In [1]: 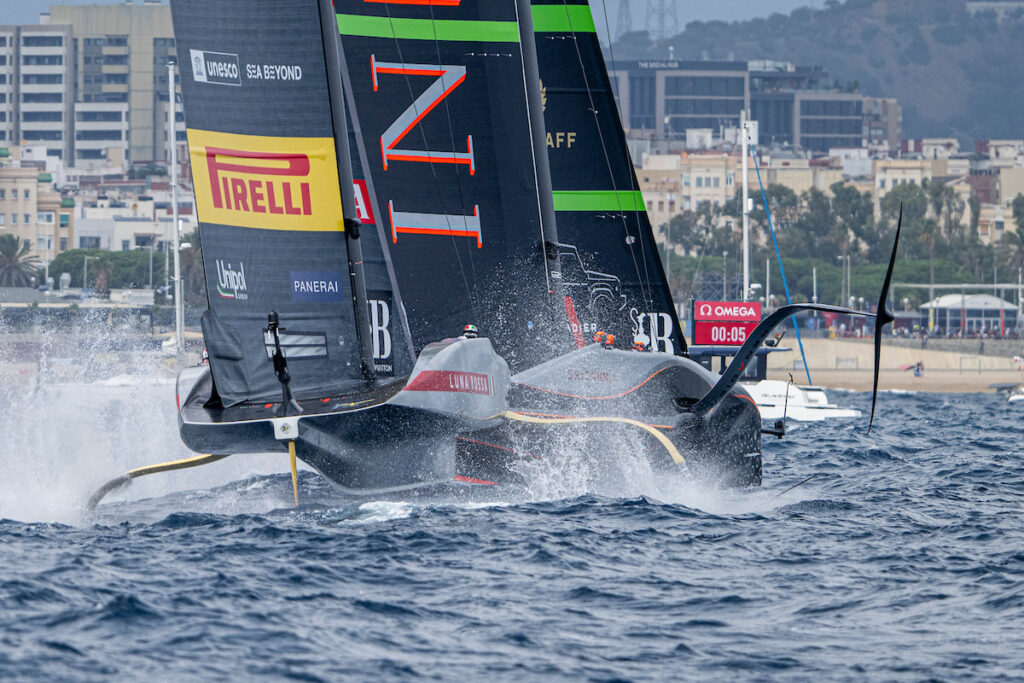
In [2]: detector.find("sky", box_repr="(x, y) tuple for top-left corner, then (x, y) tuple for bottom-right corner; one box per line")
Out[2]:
(4, 0), (819, 35)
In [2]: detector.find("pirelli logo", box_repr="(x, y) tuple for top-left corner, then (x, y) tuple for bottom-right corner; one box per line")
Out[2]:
(187, 129), (345, 231)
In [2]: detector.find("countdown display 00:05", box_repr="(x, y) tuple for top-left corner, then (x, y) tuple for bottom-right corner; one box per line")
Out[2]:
(693, 321), (759, 345)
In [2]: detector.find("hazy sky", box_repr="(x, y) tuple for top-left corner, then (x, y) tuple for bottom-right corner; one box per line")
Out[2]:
(5, 0), (819, 35)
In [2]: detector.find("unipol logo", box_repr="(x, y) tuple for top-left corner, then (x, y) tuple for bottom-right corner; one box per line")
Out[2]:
(216, 259), (247, 300)
(189, 49), (241, 86)
(371, 53), (481, 248)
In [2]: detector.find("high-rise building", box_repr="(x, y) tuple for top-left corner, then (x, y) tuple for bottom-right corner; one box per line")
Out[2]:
(48, 2), (175, 164)
(0, 24), (75, 160)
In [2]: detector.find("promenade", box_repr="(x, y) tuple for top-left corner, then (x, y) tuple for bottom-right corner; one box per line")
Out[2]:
(766, 338), (1024, 392)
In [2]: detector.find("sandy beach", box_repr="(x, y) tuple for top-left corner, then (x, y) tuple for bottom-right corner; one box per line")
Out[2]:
(765, 339), (1024, 392)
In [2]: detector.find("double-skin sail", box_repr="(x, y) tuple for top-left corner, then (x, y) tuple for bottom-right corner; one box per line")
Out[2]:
(334, 0), (574, 373)
(173, 0), (398, 405)
(532, 0), (685, 355)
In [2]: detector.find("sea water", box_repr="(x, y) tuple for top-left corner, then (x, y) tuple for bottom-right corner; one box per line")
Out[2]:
(1, 375), (1023, 679)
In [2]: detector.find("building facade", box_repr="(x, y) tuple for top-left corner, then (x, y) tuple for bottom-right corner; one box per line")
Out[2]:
(49, 2), (176, 164)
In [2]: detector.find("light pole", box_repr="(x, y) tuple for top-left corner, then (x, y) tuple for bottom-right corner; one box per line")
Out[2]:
(741, 110), (750, 301)
(169, 58), (184, 356)
(722, 250), (728, 300)
(83, 254), (94, 289)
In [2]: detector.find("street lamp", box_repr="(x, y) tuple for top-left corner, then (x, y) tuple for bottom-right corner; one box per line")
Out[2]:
(722, 250), (728, 300)
(83, 254), (95, 289)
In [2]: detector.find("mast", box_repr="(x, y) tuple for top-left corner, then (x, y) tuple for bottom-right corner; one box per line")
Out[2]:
(515, 0), (562, 289)
(317, 0), (375, 381)
(741, 109), (750, 302)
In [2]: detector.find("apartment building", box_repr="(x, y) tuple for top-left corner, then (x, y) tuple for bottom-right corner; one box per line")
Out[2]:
(0, 165), (75, 267)
(49, 2), (176, 164)
(0, 24), (75, 161)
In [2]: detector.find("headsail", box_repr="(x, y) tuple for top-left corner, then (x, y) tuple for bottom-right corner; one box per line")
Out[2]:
(334, 0), (574, 372)
(532, 0), (685, 355)
(173, 0), (369, 405)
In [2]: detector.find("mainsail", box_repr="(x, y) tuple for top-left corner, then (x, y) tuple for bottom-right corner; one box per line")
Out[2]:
(334, 0), (573, 373)
(531, 0), (685, 355)
(173, 0), (373, 405)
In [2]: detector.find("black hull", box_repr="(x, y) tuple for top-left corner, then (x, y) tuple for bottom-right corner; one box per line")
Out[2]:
(178, 344), (762, 494)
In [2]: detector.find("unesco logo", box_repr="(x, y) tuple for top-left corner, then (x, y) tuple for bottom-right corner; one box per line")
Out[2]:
(190, 49), (241, 87)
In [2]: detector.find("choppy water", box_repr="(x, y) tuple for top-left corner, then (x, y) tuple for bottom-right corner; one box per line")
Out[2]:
(2, 379), (1023, 680)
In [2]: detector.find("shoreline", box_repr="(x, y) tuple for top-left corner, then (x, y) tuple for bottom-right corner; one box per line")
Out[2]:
(765, 339), (1023, 393)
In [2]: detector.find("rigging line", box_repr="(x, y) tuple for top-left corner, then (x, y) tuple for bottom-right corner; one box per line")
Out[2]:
(379, 1), (478, 322)
(514, 0), (554, 296)
(749, 140), (813, 385)
(592, 0), (654, 309)
(684, 223), (713, 304)
(561, 0), (655, 313)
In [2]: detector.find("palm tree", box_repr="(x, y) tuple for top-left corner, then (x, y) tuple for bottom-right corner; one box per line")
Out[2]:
(0, 234), (40, 287)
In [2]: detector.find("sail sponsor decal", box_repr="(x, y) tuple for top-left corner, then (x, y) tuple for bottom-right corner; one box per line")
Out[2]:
(367, 290), (394, 375)
(190, 49), (241, 86)
(404, 369), (491, 395)
(353, 179), (375, 224)
(371, 58), (474, 173)
(216, 258), (247, 300)
(388, 201), (482, 247)
(188, 129), (345, 232)
(631, 308), (675, 354)
(290, 271), (344, 303)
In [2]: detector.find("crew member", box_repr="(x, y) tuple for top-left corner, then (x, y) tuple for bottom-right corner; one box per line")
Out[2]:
(461, 324), (479, 339)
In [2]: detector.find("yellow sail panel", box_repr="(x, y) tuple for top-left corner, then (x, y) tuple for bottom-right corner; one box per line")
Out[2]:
(188, 129), (344, 231)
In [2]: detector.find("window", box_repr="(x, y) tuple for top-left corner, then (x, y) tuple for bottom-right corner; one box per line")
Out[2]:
(11, 213), (16, 224)
(37, 237), (46, 250)
(0, 37), (6, 47)
(726, 174), (734, 187)
(77, 110), (122, 122)
(23, 93), (62, 103)
(713, 177), (720, 188)
(38, 212), (54, 224)
(23, 36), (63, 47)
(24, 214), (30, 224)
(79, 236), (101, 249)
(24, 190), (30, 199)
(996, 221), (1005, 232)
(0, 75), (6, 85)
(696, 177), (703, 188)
(106, 36), (128, 46)
(76, 130), (122, 141)
(59, 237), (67, 251)
(105, 73), (128, 84)
(59, 214), (69, 227)
(104, 54), (129, 65)
(22, 130), (62, 140)
(0, 190), (5, 200)
(0, 214), (4, 225)
(657, 201), (664, 212)
(23, 55), (63, 66)
(0, 56), (6, 65)
(879, 179), (886, 188)
(122, 240), (130, 251)
(0, 113), (5, 122)
(22, 111), (62, 122)
(0, 93), (5, 103)
(683, 174), (690, 187)
(23, 74), (63, 85)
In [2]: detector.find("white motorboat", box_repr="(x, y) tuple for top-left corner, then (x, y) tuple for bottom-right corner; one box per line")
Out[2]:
(742, 380), (861, 421)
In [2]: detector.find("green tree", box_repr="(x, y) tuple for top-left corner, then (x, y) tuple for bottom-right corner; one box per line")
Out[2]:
(0, 234), (40, 287)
